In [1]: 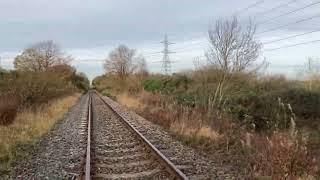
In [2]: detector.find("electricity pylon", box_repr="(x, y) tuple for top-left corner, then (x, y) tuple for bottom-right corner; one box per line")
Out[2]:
(161, 35), (175, 74)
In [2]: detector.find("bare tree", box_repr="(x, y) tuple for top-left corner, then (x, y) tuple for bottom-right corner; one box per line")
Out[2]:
(104, 45), (142, 78)
(14, 40), (71, 72)
(299, 57), (320, 90)
(206, 17), (262, 73)
(136, 56), (149, 76)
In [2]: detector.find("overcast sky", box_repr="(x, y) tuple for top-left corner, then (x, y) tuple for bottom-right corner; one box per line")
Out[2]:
(1, 0), (320, 79)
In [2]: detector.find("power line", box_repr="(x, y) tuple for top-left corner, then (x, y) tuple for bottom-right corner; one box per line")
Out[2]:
(147, 15), (320, 54)
(257, 1), (320, 25)
(171, 43), (208, 52)
(256, 13), (320, 35)
(254, 0), (297, 17)
(145, 29), (320, 56)
(262, 29), (320, 44)
(144, 3), (320, 56)
(147, 29), (320, 55)
(264, 39), (320, 51)
(144, 51), (163, 57)
(234, 0), (265, 15)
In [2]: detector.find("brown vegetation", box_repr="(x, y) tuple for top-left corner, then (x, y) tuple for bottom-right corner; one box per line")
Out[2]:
(0, 66), (88, 125)
(1, 41), (89, 125)
(94, 16), (320, 179)
(93, 68), (320, 178)
(0, 94), (81, 175)
(0, 40), (89, 176)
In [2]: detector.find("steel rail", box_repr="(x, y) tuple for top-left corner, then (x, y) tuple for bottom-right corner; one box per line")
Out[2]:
(94, 91), (188, 180)
(85, 93), (92, 180)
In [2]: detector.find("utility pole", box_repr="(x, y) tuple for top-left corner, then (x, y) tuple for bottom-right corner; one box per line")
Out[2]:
(161, 35), (175, 75)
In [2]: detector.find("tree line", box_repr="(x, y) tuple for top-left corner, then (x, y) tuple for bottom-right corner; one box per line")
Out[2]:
(0, 41), (89, 125)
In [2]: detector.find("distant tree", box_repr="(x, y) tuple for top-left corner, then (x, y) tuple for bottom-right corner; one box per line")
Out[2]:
(136, 56), (149, 76)
(300, 57), (320, 90)
(206, 17), (262, 73)
(14, 40), (71, 72)
(104, 45), (144, 78)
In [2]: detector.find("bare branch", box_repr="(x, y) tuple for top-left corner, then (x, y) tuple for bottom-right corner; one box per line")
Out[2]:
(104, 45), (144, 78)
(207, 17), (262, 73)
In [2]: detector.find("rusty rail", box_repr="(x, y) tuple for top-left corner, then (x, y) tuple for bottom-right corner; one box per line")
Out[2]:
(95, 91), (188, 180)
(85, 93), (92, 180)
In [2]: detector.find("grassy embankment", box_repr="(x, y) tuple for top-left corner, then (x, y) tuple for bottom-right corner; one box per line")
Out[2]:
(0, 65), (89, 175)
(0, 94), (81, 175)
(93, 70), (320, 179)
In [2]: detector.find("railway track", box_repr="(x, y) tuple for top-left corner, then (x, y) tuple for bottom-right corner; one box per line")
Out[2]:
(83, 91), (188, 179)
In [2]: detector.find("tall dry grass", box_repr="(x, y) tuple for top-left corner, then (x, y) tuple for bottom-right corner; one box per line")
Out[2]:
(116, 91), (319, 178)
(93, 74), (146, 96)
(0, 93), (81, 175)
(117, 93), (145, 110)
(93, 68), (320, 178)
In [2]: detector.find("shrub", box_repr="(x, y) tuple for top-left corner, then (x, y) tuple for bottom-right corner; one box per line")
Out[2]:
(279, 88), (320, 119)
(102, 89), (117, 101)
(0, 65), (89, 125)
(143, 78), (164, 93)
(143, 75), (192, 94)
(175, 93), (195, 107)
(0, 96), (19, 125)
(0, 94), (81, 175)
(72, 73), (90, 91)
(229, 87), (320, 130)
(93, 74), (144, 95)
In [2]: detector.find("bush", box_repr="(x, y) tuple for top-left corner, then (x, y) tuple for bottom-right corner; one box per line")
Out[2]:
(93, 75), (144, 96)
(102, 89), (117, 101)
(229, 88), (320, 130)
(280, 88), (320, 119)
(175, 93), (195, 107)
(72, 73), (90, 91)
(143, 75), (192, 94)
(0, 65), (89, 125)
(0, 96), (19, 125)
(143, 78), (164, 93)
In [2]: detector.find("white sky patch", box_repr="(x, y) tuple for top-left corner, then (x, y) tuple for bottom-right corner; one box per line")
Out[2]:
(1, 0), (320, 79)
(262, 31), (320, 65)
(0, 51), (20, 69)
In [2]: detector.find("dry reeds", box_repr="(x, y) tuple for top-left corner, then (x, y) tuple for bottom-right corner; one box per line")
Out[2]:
(0, 93), (81, 175)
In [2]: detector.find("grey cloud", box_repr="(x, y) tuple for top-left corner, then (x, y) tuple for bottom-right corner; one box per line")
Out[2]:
(1, 0), (318, 51)
(1, 0), (319, 78)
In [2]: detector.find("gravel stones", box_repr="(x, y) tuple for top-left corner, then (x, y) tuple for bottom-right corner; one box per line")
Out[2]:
(101, 95), (238, 180)
(90, 93), (173, 179)
(11, 94), (89, 179)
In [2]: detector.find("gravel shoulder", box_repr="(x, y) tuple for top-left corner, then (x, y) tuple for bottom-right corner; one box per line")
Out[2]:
(102, 95), (239, 180)
(10, 94), (89, 179)
(9, 92), (239, 179)
(91, 93), (174, 179)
